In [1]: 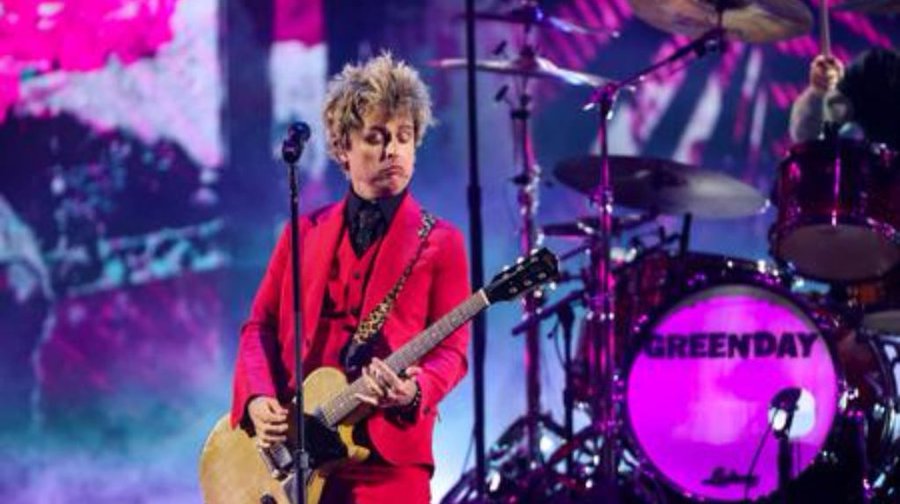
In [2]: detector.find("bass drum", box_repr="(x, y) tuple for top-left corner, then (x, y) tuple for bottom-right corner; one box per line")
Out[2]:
(573, 252), (789, 405)
(624, 258), (900, 501)
(624, 256), (843, 502)
(834, 330), (900, 500)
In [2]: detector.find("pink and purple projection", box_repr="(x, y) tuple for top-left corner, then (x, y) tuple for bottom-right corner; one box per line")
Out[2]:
(0, 0), (176, 115)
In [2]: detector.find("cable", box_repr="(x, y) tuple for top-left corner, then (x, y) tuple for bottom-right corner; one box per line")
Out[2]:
(744, 414), (775, 500)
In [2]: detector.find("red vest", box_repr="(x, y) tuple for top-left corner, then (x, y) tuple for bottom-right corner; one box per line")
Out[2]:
(305, 226), (381, 373)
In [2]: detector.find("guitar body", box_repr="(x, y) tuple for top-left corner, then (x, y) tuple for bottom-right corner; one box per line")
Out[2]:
(199, 367), (370, 504)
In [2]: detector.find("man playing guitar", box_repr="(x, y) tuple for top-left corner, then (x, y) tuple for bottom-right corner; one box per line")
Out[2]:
(231, 52), (470, 504)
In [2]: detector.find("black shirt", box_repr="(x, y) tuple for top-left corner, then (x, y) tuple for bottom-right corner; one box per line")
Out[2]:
(344, 188), (406, 257)
(838, 48), (900, 150)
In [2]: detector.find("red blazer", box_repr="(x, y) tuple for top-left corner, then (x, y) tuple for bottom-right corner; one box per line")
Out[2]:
(230, 194), (471, 468)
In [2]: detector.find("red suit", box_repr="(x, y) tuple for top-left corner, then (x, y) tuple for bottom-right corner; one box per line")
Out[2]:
(230, 194), (470, 500)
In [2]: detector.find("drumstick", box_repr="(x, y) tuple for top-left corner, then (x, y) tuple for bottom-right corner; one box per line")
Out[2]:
(820, 0), (831, 58)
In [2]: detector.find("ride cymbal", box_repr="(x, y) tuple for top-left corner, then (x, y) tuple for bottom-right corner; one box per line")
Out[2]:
(554, 155), (768, 218)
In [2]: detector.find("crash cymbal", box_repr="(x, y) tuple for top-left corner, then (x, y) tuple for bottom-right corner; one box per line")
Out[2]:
(431, 51), (609, 87)
(465, 2), (613, 36)
(554, 155), (768, 218)
(627, 0), (813, 43)
(834, 0), (900, 14)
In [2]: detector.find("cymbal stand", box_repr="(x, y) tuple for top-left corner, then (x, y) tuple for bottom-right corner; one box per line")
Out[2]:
(582, 24), (728, 485)
(505, 44), (545, 464)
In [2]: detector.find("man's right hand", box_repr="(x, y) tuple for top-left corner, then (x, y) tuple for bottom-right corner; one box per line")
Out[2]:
(809, 54), (844, 95)
(247, 396), (289, 448)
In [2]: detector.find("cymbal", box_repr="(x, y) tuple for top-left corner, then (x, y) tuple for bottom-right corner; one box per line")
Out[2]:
(834, 0), (900, 13)
(627, 0), (813, 43)
(431, 53), (609, 87)
(554, 155), (768, 218)
(466, 3), (613, 36)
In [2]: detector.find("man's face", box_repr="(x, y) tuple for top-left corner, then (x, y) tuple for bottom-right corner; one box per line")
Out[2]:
(338, 108), (416, 199)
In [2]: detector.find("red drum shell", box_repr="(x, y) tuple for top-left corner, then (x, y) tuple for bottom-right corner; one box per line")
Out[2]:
(770, 139), (900, 283)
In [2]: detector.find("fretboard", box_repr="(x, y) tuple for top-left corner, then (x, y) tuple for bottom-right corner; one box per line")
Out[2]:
(318, 290), (489, 427)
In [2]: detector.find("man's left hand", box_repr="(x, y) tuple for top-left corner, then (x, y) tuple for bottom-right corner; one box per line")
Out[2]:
(355, 358), (422, 409)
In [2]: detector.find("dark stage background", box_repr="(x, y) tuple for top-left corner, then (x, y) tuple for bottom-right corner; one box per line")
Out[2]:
(0, 1), (897, 501)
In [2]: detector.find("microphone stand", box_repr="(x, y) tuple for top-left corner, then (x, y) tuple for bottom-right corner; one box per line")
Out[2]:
(582, 24), (727, 489)
(282, 123), (310, 504)
(772, 404), (799, 504)
(464, 0), (489, 499)
(770, 387), (801, 504)
(775, 422), (792, 504)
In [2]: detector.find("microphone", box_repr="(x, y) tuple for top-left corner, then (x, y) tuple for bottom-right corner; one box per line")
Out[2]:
(281, 121), (312, 164)
(769, 387), (804, 436)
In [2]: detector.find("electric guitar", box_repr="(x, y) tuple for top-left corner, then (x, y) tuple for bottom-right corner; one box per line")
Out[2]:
(198, 247), (559, 504)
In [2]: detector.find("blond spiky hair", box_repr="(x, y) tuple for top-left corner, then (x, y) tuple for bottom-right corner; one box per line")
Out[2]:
(323, 52), (434, 162)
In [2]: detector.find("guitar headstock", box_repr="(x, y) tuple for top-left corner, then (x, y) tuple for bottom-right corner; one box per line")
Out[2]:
(484, 247), (559, 304)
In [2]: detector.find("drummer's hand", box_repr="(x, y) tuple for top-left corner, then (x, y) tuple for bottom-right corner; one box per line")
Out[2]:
(809, 54), (844, 94)
(355, 358), (421, 409)
(247, 396), (289, 448)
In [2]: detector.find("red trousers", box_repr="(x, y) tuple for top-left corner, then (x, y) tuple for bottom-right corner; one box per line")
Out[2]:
(319, 462), (431, 504)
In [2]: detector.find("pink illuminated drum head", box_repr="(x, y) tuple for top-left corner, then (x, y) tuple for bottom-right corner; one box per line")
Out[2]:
(626, 284), (839, 501)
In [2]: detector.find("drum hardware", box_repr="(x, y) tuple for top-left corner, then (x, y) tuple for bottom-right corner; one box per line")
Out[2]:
(846, 406), (876, 503)
(433, 2), (618, 479)
(573, 19), (741, 494)
(440, 413), (570, 504)
(512, 288), (586, 483)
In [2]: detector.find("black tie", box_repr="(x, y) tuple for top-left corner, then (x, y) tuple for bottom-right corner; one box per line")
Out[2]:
(352, 205), (383, 256)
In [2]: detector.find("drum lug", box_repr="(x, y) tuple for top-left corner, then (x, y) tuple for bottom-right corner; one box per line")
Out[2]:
(817, 449), (840, 467)
(838, 382), (860, 412)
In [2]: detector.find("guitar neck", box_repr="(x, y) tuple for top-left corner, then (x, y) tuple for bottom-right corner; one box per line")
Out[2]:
(318, 290), (490, 427)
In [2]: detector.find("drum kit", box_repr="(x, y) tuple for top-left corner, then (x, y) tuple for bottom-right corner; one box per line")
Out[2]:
(437, 1), (900, 503)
